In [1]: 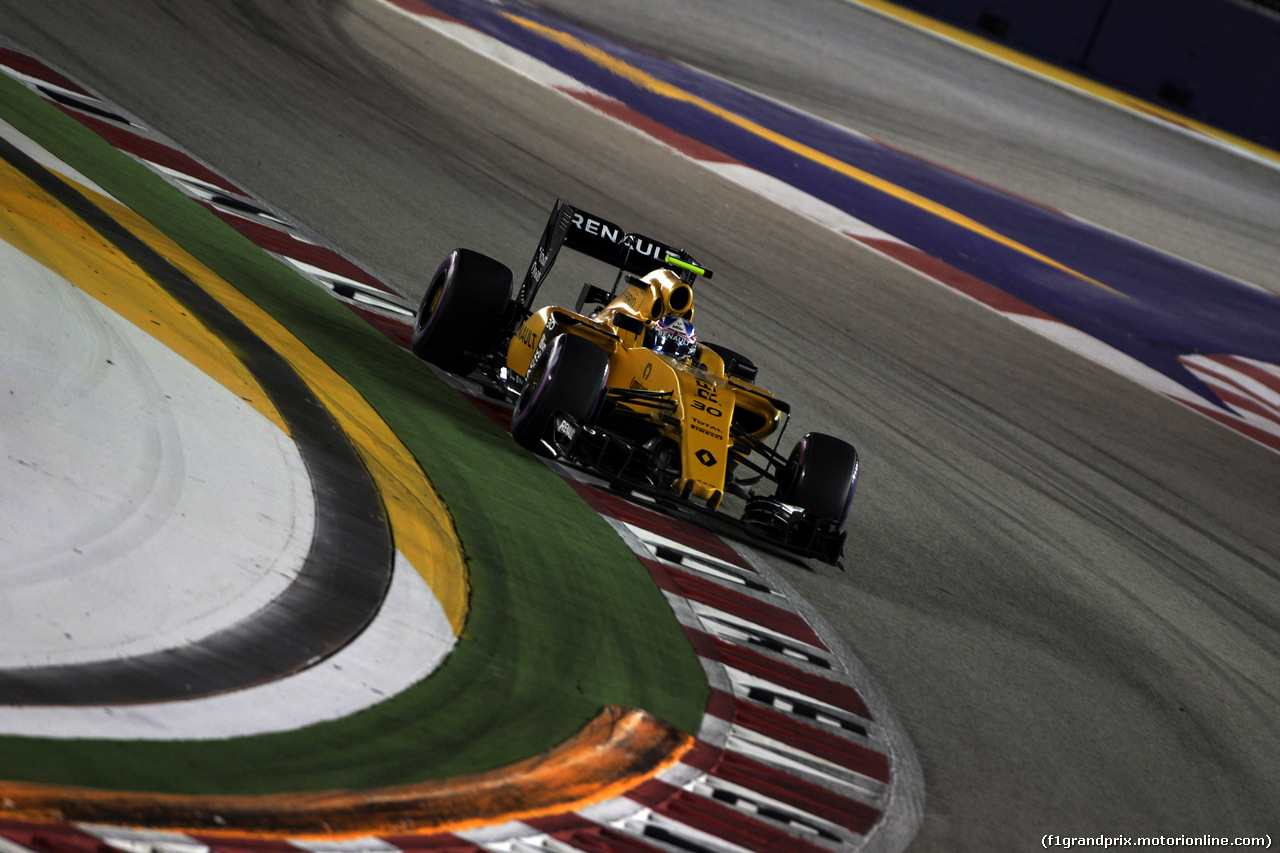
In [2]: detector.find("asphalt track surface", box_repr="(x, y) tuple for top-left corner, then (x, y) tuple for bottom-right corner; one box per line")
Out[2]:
(2, 0), (1278, 849)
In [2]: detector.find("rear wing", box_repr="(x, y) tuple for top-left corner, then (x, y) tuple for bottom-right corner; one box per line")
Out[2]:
(515, 199), (712, 310)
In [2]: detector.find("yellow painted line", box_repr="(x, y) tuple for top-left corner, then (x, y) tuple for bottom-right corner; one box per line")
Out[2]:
(0, 157), (288, 433)
(506, 11), (1127, 298)
(840, 0), (1280, 169)
(0, 158), (469, 634)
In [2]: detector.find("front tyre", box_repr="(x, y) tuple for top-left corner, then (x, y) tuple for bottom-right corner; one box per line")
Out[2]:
(511, 333), (610, 457)
(776, 432), (859, 528)
(411, 248), (512, 374)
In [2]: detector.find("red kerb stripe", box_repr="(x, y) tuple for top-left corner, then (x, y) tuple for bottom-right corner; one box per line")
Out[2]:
(1176, 397), (1280, 453)
(564, 827), (669, 853)
(714, 747), (882, 834)
(564, 481), (754, 569)
(62, 109), (245, 195)
(205, 207), (398, 295)
(0, 825), (111, 853)
(347, 304), (413, 349)
(703, 632), (870, 718)
(645, 781), (835, 853)
(661, 563), (826, 649)
(1209, 384), (1280, 423)
(384, 0), (466, 24)
(1206, 354), (1280, 396)
(729, 692), (889, 783)
(0, 46), (93, 95)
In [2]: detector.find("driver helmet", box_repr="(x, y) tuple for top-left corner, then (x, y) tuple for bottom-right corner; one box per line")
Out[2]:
(645, 315), (698, 360)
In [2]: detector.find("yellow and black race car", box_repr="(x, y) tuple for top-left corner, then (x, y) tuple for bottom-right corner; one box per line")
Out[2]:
(410, 200), (859, 564)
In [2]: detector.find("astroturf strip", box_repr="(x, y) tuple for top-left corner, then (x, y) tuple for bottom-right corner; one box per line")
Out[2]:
(0, 68), (707, 795)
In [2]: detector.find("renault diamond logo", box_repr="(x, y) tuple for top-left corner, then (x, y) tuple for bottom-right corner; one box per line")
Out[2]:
(696, 449), (717, 467)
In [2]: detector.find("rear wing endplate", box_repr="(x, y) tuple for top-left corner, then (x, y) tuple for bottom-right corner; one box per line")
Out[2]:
(515, 199), (712, 309)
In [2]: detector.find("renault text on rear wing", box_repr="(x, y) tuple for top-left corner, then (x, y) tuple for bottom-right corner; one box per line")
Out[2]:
(516, 199), (711, 309)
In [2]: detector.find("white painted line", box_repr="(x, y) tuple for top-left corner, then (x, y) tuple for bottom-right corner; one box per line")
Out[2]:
(80, 826), (211, 853)
(376, 0), (604, 96)
(701, 161), (902, 243)
(688, 776), (853, 844)
(723, 666), (873, 731)
(281, 256), (402, 302)
(618, 808), (759, 853)
(727, 735), (884, 801)
(0, 242), (313, 669)
(0, 67), (91, 104)
(141, 162), (272, 212)
(1184, 357), (1280, 414)
(1007, 315), (1208, 406)
(575, 796), (650, 831)
(350, 290), (415, 317)
(691, 603), (829, 658)
(166, 173), (293, 228)
(621, 523), (765, 584)
(0, 548), (454, 739)
(455, 820), (546, 847)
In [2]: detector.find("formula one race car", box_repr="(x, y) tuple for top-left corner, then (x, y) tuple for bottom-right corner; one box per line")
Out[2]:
(410, 200), (859, 564)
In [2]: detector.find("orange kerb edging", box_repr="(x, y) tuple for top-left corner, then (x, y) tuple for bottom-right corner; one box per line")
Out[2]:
(0, 706), (692, 839)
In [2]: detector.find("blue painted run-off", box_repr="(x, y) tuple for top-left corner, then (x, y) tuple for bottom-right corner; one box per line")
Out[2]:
(428, 0), (1280, 410)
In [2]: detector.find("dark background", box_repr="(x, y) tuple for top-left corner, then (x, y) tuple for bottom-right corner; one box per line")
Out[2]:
(899, 0), (1280, 146)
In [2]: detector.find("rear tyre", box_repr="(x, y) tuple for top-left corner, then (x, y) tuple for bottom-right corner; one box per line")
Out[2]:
(411, 249), (512, 374)
(511, 333), (610, 457)
(776, 432), (859, 528)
